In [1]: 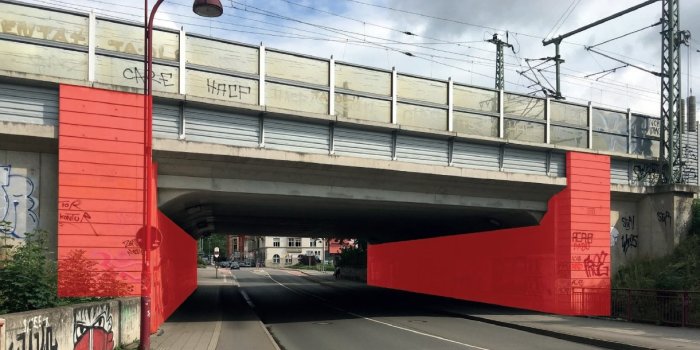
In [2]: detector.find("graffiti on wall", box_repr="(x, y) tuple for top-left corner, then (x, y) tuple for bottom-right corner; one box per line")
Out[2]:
(657, 210), (671, 227)
(73, 304), (114, 350)
(583, 251), (609, 278)
(610, 226), (619, 247)
(632, 163), (662, 184)
(58, 199), (98, 236)
(7, 316), (58, 350)
(571, 231), (593, 251)
(682, 141), (698, 183)
(620, 234), (639, 255)
(1, 165), (39, 238)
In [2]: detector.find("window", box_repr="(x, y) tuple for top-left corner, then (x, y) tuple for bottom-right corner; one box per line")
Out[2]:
(285, 255), (293, 264)
(273, 254), (280, 264)
(288, 238), (301, 247)
(310, 239), (317, 247)
(273, 238), (280, 247)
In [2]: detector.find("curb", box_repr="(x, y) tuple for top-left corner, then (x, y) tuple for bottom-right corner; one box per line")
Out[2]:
(445, 311), (656, 350)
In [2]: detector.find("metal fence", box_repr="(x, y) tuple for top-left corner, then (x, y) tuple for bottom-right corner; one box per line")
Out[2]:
(611, 289), (700, 327)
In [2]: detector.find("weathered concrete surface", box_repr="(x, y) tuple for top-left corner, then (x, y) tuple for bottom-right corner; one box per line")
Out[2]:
(0, 298), (139, 350)
(154, 147), (564, 241)
(119, 298), (141, 347)
(0, 318), (5, 350)
(610, 185), (697, 273)
(0, 150), (57, 255)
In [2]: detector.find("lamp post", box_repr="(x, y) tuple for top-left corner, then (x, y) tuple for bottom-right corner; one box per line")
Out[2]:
(140, 1), (222, 349)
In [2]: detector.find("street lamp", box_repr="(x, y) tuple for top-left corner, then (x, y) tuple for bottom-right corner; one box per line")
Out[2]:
(141, 1), (222, 349)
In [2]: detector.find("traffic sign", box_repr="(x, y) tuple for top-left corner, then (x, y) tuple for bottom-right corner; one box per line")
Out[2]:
(214, 247), (220, 258)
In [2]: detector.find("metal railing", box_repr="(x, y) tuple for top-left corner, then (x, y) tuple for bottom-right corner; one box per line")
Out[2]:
(611, 288), (700, 327)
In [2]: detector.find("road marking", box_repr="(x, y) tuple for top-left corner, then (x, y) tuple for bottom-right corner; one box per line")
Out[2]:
(232, 274), (240, 287)
(207, 318), (222, 350)
(265, 274), (489, 350)
(240, 289), (255, 308)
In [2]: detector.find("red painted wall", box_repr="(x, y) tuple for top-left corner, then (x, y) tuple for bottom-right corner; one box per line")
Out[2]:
(151, 211), (198, 330)
(58, 85), (145, 297)
(58, 85), (197, 331)
(367, 152), (611, 315)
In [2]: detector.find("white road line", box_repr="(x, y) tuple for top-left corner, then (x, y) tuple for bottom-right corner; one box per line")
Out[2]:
(265, 274), (489, 350)
(232, 274), (240, 287)
(240, 289), (255, 308)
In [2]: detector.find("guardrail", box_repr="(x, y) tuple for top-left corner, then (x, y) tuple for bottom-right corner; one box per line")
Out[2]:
(611, 288), (700, 327)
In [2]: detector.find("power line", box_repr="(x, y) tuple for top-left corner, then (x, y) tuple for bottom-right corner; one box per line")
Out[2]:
(587, 21), (661, 50)
(545, 0), (581, 41)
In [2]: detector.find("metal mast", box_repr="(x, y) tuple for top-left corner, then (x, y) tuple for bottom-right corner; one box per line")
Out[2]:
(487, 34), (513, 90)
(660, 0), (689, 184)
(542, 0), (659, 99)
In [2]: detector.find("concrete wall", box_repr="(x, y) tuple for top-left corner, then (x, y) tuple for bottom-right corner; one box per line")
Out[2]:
(0, 298), (140, 350)
(0, 150), (57, 253)
(610, 200), (640, 273)
(610, 189), (696, 273)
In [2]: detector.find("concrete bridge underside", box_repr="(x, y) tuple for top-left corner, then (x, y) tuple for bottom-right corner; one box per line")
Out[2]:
(154, 142), (565, 243)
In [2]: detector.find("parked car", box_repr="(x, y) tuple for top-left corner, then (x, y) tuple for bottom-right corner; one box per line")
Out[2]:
(218, 261), (231, 268)
(230, 262), (240, 269)
(239, 260), (251, 267)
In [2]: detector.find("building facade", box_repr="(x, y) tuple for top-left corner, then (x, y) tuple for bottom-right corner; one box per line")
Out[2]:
(252, 237), (327, 267)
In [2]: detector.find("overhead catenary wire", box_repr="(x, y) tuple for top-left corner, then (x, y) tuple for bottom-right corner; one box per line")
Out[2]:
(544, 0), (581, 42)
(586, 21), (661, 50)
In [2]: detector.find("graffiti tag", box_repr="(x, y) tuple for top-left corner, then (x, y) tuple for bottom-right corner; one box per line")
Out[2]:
(620, 234), (638, 255)
(572, 231), (593, 251)
(583, 251), (609, 278)
(74, 304), (114, 350)
(8, 316), (58, 350)
(657, 210), (671, 226)
(1, 165), (39, 238)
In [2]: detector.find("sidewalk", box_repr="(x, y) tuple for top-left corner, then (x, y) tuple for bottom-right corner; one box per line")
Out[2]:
(292, 268), (700, 350)
(149, 268), (279, 350)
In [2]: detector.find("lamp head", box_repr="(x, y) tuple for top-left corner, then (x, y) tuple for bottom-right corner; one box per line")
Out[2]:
(193, 0), (223, 17)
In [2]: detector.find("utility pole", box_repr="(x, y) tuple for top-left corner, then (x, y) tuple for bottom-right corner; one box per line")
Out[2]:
(660, 0), (690, 183)
(542, 0), (659, 99)
(487, 33), (513, 90)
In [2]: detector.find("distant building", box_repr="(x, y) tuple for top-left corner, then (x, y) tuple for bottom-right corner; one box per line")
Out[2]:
(329, 238), (356, 254)
(251, 237), (327, 267)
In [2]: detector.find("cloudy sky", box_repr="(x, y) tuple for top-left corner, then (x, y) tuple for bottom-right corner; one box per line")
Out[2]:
(22, 0), (700, 116)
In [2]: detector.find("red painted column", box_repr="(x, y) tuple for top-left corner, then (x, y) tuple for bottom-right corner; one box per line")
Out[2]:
(367, 151), (610, 315)
(58, 84), (198, 330)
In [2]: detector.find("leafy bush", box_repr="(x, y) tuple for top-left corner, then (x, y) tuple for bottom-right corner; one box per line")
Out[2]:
(0, 230), (57, 314)
(613, 228), (700, 291)
(690, 199), (700, 236)
(337, 244), (366, 267)
(0, 227), (133, 314)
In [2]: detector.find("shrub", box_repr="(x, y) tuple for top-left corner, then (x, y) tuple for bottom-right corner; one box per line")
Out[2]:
(0, 230), (57, 314)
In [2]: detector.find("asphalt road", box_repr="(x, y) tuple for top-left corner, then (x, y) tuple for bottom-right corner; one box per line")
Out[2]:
(233, 268), (604, 350)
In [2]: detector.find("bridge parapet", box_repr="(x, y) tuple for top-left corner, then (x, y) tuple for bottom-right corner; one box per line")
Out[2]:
(0, 0), (697, 187)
